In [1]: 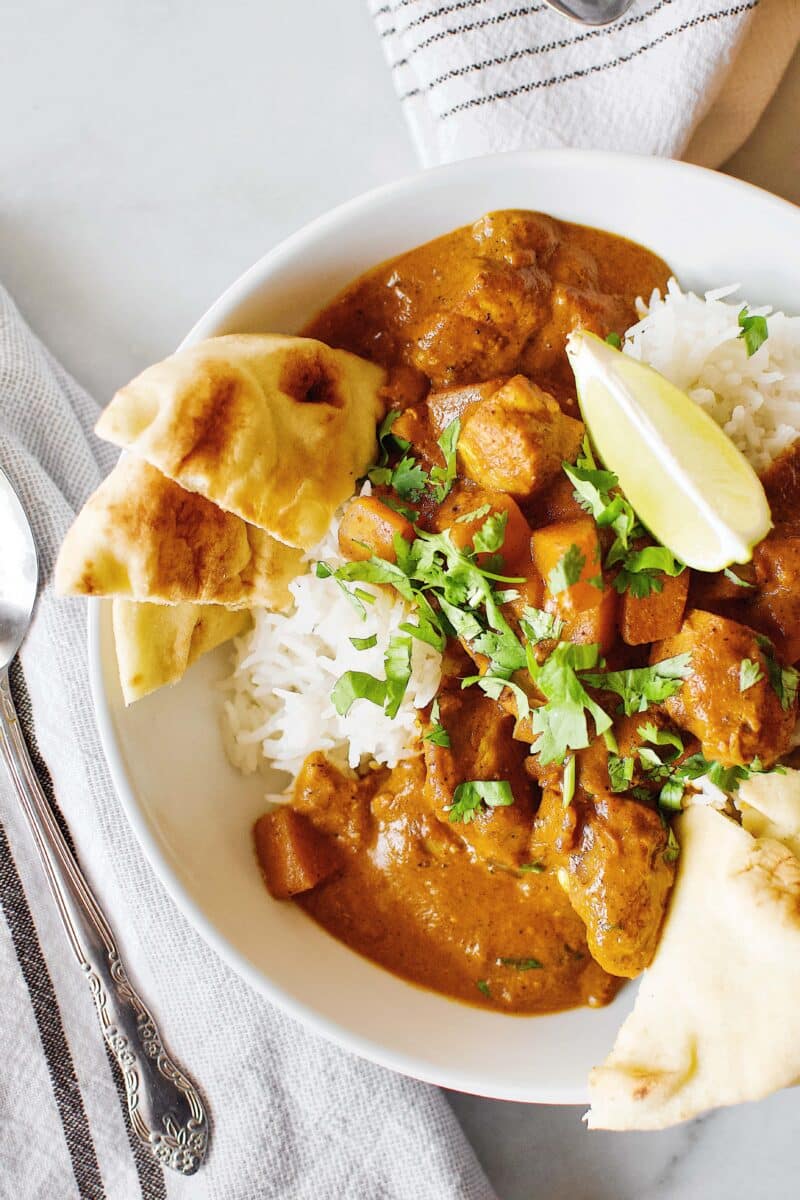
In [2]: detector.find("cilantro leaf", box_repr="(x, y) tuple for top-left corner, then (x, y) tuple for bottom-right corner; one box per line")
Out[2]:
(738, 306), (769, 357)
(383, 634), (412, 719)
(390, 455), (429, 501)
(608, 754), (635, 793)
(448, 780), (515, 824)
(637, 723), (684, 757)
(476, 979), (491, 997)
(739, 658), (764, 692)
(756, 635), (800, 710)
(582, 653), (691, 716)
(520, 607), (565, 644)
(375, 409), (410, 462)
(723, 566), (754, 589)
(605, 331), (623, 349)
(331, 671), (387, 717)
(430, 418), (461, 503)
(547, 543), (586, 594)
(473, 509), (508, 555)
(527, 641), (612, 764)
(498, 956), (543, 971)
(455, 503), (492, 524)
(350, 633), (377, 651)
(663, 825), (680, 863)
(315, 560), (368, 619)
(424, 698), (451, 747)
(519, 862), (545, 873)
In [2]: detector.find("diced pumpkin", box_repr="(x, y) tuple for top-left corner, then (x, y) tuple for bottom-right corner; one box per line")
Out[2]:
(338, 496), (414, 563)
(531, 515), (616, 653)
(618, 570), (690, 646)
(253, 807), (341, 900)
(435, 487), (532, 568)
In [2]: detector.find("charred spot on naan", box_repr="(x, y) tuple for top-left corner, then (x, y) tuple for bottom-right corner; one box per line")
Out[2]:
(280, 349), (345, 409)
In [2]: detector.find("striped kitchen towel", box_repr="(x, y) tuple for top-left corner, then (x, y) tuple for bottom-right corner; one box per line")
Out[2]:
(370, 0), (800, 167)
(0, 283), (496, 1200)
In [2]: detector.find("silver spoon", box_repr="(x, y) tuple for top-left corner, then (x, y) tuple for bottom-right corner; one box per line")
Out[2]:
(542, 0), (636, 25)
(0, 466), (209, 1176)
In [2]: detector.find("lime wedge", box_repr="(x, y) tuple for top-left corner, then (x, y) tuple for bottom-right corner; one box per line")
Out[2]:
(565, 330), (772, 572)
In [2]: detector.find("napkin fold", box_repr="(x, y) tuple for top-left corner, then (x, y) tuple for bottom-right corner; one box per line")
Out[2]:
(0, 285), (496, 1200)
(371, 0), (800, 168)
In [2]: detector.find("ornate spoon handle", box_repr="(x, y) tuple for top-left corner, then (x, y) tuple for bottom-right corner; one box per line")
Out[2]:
(0, 668), (209, 1174)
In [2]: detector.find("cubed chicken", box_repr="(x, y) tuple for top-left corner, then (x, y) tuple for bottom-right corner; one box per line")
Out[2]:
(750, 527), (800, 663)
(407, 257), (551, 386)
(458, 376), (584, 499)
(253, 807), (341, 900)
(423, 687), (534, 868)
(426, 379), (506, 438)
(530, 746), (676, 979)
(652, 609), (796, 767)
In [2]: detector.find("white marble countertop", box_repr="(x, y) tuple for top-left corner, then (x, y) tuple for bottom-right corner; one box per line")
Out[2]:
(3, 2), (799, 1196)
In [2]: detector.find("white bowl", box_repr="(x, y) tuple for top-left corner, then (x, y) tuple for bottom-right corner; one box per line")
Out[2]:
(88, 150), (800, 1103)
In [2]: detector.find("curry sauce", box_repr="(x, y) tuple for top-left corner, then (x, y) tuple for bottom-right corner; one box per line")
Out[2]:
(253, 211), (800, 1015)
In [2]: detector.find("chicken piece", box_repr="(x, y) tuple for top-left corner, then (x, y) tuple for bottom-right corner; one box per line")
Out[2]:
(426, 379), (506, 439)
(338, 496), (414, 563)
(458, 376), (584, 499)
(652, 609), (796, 767)
(618, 569), (690, 646)
(423, 687), (534, 868)
(470, 210), (561, 268)
(253, 807), (341, 900)
(292, 751), (373, 850)
(750, 527), (800, 663)
(531, 473), (587, 526)
(523, 284), (633, 377)
(531, 748), (676, 978)
(407, 256), (551, 387)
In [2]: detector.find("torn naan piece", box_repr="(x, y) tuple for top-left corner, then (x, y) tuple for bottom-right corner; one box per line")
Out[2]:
(55, 457), (304, 609)
(737, 768), (800, 858)
(587, 805), (800, 1130)
(113, 600), (250, 705)
(95, 334), (386, 550)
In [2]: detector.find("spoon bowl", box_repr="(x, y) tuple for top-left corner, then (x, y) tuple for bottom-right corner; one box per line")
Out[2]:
(542, 0), (636, 25)
(0, 467), (38, 667)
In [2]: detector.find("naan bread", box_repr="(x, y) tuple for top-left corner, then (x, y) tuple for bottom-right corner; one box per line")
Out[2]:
(737, 768), (800, 858)
(588, 805), (800, 1130)
(113, 600), (250, 704)
(95, 334), (386, 550)
(55, 457), (304, 609)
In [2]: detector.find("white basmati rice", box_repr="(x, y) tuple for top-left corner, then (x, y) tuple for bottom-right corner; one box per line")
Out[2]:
(221, 486), (441, 784)
(222, 279), (800, 790)
(625, 279), (800, 472)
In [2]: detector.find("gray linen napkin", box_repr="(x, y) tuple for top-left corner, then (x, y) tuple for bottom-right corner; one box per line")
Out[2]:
(0, 283), (497, 1200)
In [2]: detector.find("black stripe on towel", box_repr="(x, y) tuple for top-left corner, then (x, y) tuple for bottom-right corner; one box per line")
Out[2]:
(8, 662), (166, 1199)
(401, 0), (674, 97)
(0, 819), (107, 1199)
(387, 3), (547, 63)
(438, 1), (759, 117)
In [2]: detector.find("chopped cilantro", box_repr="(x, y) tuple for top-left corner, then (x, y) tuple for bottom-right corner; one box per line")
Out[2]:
(350, 633), (377, 651)
(331, 632), (412, 720)
(520, 606), (564, 643)
(449, 779), (514, 824)
(738, 306), (769, 357)
(582, 653), (691, 716)
(519, 862), (545, 874)
(473, 509), (508, 555)
(755, 635), (800, 710)
(498, 956), (543, 971)
(547, 543), (586, 594)
(476, 979), (491, 997)
(562, 755), (576, 807)
(663, 825), (680, 863)
(608, 754), (635, 793)
(723, 566), (754, 589)
(605, 331), (623, 350)
(390, 455), (429, 501)
(527, 641), (612, 764)
(315, 560), (369, 619)
(739, 658), (764, 692)
(563, 441), (685, 598)
(424, 698), (451, 747)
(455, 502), (492, 524)
(382, 494), (420, 521)
(638, 723), (684, 757)
(430, 418), (461, 503)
